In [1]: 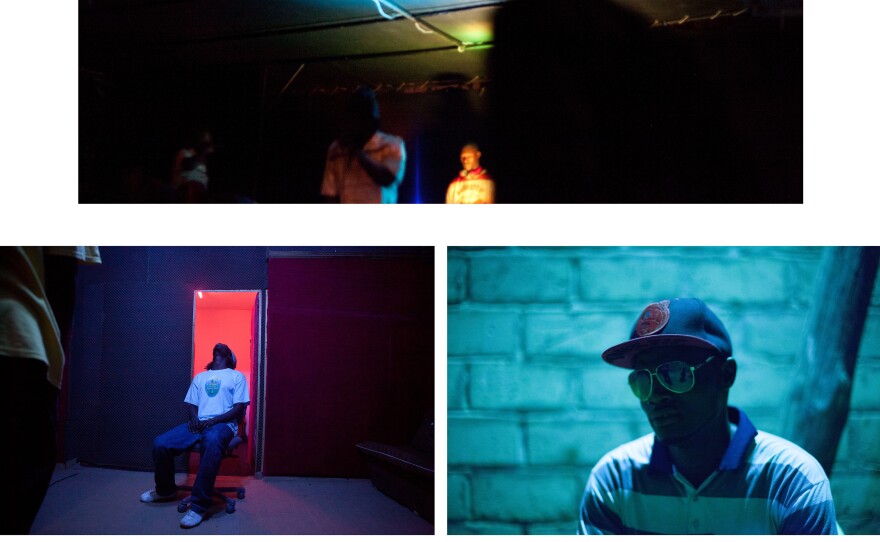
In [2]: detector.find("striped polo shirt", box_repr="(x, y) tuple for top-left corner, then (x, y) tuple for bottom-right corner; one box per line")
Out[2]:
(578, 407), (838, 534)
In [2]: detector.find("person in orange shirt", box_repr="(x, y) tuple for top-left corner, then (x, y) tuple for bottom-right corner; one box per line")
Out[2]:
(445, 144), (495, 204)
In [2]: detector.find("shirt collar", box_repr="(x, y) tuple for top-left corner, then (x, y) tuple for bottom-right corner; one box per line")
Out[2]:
(648, 406), (757, 474)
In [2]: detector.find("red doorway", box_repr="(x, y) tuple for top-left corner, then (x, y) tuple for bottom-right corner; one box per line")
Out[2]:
(190, 290), (260, 476)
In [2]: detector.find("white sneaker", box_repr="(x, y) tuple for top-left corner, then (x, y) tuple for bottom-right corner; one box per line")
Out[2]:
(180, 509), (204, 529)
(140, 489), (175, 503)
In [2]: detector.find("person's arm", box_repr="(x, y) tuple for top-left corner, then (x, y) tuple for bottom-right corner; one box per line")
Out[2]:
(578, 462), (627, 535)
(321, 143), (340, 201)
(200, 403), (247, 431)
(43, 247), (101, 354)
(187, 403), (201, 433)
(172, 149), (186, 187)
(43, 254), (79, 354)
(445, 181), (455, 204)
(355, 150), (398, 187)
(778, 479), (839, 534)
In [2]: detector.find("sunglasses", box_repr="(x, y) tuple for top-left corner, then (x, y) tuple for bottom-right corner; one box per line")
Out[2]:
(628, 356), (715, 401)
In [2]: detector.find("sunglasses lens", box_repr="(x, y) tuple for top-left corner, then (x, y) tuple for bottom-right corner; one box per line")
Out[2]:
(656, 361), (694, 393)
(628, 370), (652, 401)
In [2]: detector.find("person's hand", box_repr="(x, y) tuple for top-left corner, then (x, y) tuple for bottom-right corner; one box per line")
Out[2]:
(188, 418), (201, 433)
(338, 125), (373, 153)
(200, 418), (215, 432)
(338, 136), (361, 154)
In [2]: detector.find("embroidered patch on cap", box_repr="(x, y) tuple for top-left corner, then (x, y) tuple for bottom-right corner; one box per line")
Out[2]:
(635, 300), (670, 337)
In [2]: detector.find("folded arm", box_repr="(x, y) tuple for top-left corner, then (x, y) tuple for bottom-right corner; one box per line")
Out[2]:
(356, 149), (398, 187)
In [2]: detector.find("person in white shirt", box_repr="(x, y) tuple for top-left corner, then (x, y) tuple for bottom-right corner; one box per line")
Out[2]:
(140, 343), (250, 529)
(321, 88), (406, 203)
(172, 129), (214, 203)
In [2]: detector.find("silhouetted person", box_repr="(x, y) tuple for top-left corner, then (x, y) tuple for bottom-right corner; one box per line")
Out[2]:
(490, 0), (802, 202)
(445, 144), (495, 203)
(321, 88), (406, 203)
(579, 298), (837, 534)
(1, 247), (101, 534)
(173, 129), (214, 203)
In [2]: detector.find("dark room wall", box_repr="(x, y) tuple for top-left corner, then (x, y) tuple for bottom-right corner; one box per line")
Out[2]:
(67, 247), (270, 470)
(263, 253), (435, 478)
(66, 246), (434, 475)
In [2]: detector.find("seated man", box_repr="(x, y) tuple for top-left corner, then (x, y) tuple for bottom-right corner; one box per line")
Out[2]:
(579, 298), (838, 534)
(140, 343), (249, 529)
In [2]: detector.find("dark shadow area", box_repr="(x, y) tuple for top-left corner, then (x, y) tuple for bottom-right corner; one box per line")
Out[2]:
(489, 0), (803, 202)
(80, 65), (262, 203)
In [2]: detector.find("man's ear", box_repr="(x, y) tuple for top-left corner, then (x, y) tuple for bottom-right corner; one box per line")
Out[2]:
(721, 357), (737, 389)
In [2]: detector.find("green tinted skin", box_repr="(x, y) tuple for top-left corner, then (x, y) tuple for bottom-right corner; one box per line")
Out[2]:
(632, 345), (737, 487)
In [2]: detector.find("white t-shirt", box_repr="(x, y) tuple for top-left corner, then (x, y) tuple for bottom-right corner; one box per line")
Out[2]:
(184, 368), (250, 434)
(321, 131), (406, 203)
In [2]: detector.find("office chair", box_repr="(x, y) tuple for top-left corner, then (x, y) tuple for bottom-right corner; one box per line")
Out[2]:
(177, 417), (247, 514)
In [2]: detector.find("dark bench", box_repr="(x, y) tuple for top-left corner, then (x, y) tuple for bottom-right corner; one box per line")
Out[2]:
(355, 411), (434, 523)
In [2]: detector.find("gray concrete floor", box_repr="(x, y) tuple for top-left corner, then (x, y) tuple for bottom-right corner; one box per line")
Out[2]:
(31, 463), (434, 535)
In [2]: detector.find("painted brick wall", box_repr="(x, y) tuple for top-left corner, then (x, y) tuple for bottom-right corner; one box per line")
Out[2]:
(447, 247), (880, 535)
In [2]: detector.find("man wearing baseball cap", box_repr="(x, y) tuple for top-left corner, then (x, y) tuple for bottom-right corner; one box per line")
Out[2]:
(578, 298), (839, 534)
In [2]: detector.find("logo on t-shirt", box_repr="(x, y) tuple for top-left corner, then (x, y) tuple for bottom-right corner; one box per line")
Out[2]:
(205, 378), (221, 398)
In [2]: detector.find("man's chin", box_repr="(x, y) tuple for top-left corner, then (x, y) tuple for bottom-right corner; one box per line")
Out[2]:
(655, 431), (685, 445)
(653, 426), (700, 447)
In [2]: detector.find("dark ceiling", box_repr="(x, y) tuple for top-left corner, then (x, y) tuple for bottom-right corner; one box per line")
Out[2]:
(80, 0), (794, 90)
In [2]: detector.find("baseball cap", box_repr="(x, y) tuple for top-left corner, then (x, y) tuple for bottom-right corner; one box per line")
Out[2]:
(601, 298), (732, 369)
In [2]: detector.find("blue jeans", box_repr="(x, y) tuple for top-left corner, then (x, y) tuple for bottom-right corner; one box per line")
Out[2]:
(152, 422), (233, 515)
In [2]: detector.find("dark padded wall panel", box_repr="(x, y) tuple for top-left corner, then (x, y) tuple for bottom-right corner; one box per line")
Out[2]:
(66, 247), (271, 470)
(263, 254), (434, 477)
(72, 246), (150, 284)
(66, 282), (107, 462)
(149, 246), (269, 286)
(89, 282), (193, 469)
